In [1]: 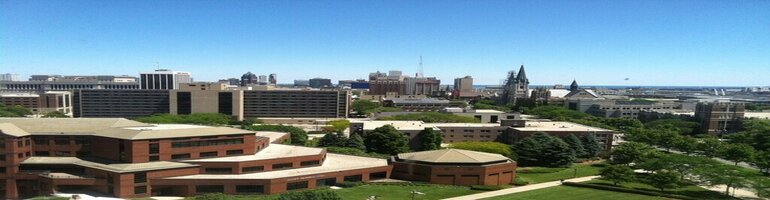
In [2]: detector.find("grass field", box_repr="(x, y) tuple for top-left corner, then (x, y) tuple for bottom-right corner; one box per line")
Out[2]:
(586, 179), (738, 200)
(516, 162), (605, 184)
(481, 186), (670, 200)
(181, 184), (480, 200)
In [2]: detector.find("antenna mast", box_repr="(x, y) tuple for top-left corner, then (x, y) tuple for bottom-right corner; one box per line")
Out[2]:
(418, 56), (424, 78)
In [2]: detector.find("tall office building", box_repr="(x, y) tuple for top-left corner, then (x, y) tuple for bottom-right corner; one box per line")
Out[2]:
(139, 69), (192, 90)
(309, 78), (332, 88)
(0, 73), (20, 81)
(695, 102), (745, 135)
(258, 75), (268, 85)
(240, 72), (258, 86)
(454, 76), (473, 93)
(268, 73), (277, 85)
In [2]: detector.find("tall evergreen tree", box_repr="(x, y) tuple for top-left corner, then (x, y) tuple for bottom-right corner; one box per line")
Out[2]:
(563, 134), (586, 158)
(513, 132), (575, 167)
(417, 128), (442, 151)
(345, 133), (366, 150)
(580, 133), (602, 158)
(318, 132), (347, 147)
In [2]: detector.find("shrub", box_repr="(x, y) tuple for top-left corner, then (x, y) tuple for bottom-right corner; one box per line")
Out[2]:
(470, 185), (509, 191)
(513, 176), (532, 186)
(192, 193), (235, 200)
(278, 190), (342, 200)
(335, 181), (363, 188)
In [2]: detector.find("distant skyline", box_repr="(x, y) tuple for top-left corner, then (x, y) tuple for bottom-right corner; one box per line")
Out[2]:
(1, 0), (769, 86)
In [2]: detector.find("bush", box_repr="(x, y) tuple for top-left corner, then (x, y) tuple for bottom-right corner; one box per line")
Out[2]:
(192, 193), (235, 200)
(335, 181), (364, 188)
(245, 124), (308, 145)
(278, 189), (342, 200)
(325, 146), (390, 159)
(514, 176), (532, 186)
(470, 185), (509, 191)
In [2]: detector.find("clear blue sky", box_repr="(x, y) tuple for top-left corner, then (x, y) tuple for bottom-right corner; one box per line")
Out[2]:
(1, 0), (769, 86)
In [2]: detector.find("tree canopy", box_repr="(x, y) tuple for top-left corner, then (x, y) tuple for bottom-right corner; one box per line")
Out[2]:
(0, 103), (33, 117)
(135, 113), (234, 125)
(610, 142), (658, 166)
(416, 128), (442, 151)
(363, 125), (409, 155)
(513, 132), (575, 167)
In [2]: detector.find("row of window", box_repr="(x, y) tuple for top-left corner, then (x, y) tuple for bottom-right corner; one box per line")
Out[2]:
(171, 138), (243, 148)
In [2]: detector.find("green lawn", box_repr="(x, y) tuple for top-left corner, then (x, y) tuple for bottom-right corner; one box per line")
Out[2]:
(516, 162), (604, 184)
(481, 186), (670, 200)
(585, 179), (738, 200)
(334, 184), (481, 200)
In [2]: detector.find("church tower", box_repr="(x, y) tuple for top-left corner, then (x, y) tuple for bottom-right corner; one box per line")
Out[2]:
(569, 80), (579, 91)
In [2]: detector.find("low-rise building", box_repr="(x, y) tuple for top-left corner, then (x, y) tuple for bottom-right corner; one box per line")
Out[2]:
(382, 98), (450, 112)
(391, 149), (516, 186)
(0, 92), (72, 115)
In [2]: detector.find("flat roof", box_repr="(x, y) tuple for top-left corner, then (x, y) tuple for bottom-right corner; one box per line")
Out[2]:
(164, 153), (388, 180)
(745, 112), (770, 119)
(513, 121), (612, 132)
(0, 123), (31, 137)
(383, 98), (450, 104)
(183, 144), (323, 162)
(21, 157), (198, 173)
(254, 131), (290, 143)
(469, 109), (505, 114)
(426, 123), (504, 128)
(351, 120), (437, 131)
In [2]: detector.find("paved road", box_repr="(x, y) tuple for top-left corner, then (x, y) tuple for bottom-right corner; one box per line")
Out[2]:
(442, 176), (600, 200)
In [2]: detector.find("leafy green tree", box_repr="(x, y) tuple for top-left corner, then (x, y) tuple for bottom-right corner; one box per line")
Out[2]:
(3, 105), (33, 116)
(513, 133), (575, 167)
(42, 111), (69, 118)
(637, 153), (719, 181)
(344, 133), (366, 150)
(654, 129), (681, 152)
(240, 118), (263, 128)
(601, 117), (644, 132)
(327, 120), (350, 133)
(599, 165), (635, 186)
(751, 177), (770, 199)
(752, 151), (770, 175)
(580, 133), (602, 159)
(674, 135), (699, 155)
(351, 100), (381, 115)
(694, 165), (753, 196)
(698, 137), (724, 158)
(363, 125), (409, 155)
(563, 134), (586, 159)
(416, 128), (442, 151)
(610, 142), (657, 166)
(721, 143), (755, 166)
(451, 142), (514, 159)
(135, 113), (234, 125)
(318, 132), (348, 147)
(246, 124), (308, 145)
(644, 119), (700, 135)
(641, 170), (681, 192)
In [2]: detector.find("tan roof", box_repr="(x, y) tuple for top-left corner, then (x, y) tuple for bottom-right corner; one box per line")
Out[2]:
(254, 131), (290, 143)
(21, 157), (198, 173)
(0, 123), (31, 137)
(183, 144), (323, 162)
(96, 125), (253, 140)
(351, 120), (437, 131)
(397, 149), (511, 164)
(0, 118), (148, 134)
(512, 121), (612, 132)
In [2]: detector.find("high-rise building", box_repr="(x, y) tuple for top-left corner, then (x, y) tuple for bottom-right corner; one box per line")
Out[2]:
(0, 73), (20, 81)
(309, 78), (332, 88)
(269, 73), (277, 85)
(695, 102), (745, 135)
(1, 75), (140, 92)
(258, 75), (268, 85)
(367, 70), (441, 96)
(293, 79), (309, 87)
(240, 72), (258, 86)
(452, 76), (474, 98)
(139, 69), (191, 90)
(500, 65), (530, 105)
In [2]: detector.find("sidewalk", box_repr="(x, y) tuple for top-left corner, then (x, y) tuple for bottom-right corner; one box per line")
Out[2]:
(443, 176), (599, 200)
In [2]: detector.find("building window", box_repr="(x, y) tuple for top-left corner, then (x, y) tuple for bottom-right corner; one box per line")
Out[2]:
(134, 186), (147, 194)
(344, 175), (363, 182)
(316, 178), (336, 187)
(369, 172), (387, 180)
(149, 143), (159, 154)
(235, 185), (264, 194)
(74, 137), (90, 145)
(196, 185), (224, 193)
(226, 149), (243, 155)
(205, 168), (232, 174)
(149, 155), (159, 161)
(171, 154), (191, 159)
(0, 155), (5, 161)
(242, 166), (264, 173)
(272, 163), (293, 169)
(199, 151), (218, 157)
(300, 160), (320, 167)
(54, 137), (69, 145)
(286, 181), (308, 190)
(25, 139), (30, 146)
(172, 138), (243, 148)
(17, 140), (23, 147)
(134, 172), (147, 183)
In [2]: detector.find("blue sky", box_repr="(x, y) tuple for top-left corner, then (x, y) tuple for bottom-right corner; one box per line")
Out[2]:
(1, 0), (769, 86)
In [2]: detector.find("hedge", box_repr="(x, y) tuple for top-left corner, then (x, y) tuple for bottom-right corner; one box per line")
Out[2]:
(470, 185), (509, 191)
(561, 182), (697, 200)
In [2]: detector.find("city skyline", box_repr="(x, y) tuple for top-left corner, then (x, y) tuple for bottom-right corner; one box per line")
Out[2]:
(2, 0), (769, 86)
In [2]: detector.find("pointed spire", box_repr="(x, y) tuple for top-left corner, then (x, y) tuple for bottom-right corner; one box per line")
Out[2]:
(570, 79), (579, 91)
(516, 65), (528, 83)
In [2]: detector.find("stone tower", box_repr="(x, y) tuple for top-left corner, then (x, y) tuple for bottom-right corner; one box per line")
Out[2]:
(500, 65), (530, 105)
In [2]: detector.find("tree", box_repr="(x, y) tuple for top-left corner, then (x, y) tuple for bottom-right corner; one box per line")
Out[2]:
(599, 165), (635, 186)
(246, 125), (308, 145)
(698, 137), (724, 158)
(344, 133), (366, 150)
(751, 177), (770, 199)
(327, 120), (350, 133)
(363, 125), (409, 155)
(721, 143), (755, 166)
(580, 133), (602, 159)
(641, 170), (681, 192)
(351, 100), (380, 115)
(317, 132), (348, 147)
(752, 151), (770, 175)
(42, 111), (69, 118)
(513, 133), (575, 167)
(416, 128), (442, 151)
(654, 129), (681, 152)
(674, 135), (699, 155)
(694, 165), (752, 196)
(610, 142), (657, 166)
(563, 134), (586, 159)
(278, 189), (342, 200)
(451, 142), (514, 159)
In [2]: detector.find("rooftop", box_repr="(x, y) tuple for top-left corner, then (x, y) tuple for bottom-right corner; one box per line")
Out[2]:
(254, 131), (290, 143)
(21, 157), (198, 173)
(512, 121), (612, 132)
(0, 123), (31, 137)
(397, 149), (511, 164)
(351, 120), (437, 131)
(164, 153), (387, 180)
(383, 98), (450, 104)
(426, 123), (504, 128)
(183, 144), (323, 162)
(469, 109), (505, 114)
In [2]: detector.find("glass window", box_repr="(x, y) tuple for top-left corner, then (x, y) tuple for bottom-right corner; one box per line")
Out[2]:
(242, 166), (264, 173)
(235, 185), (264, 194)
(134, 172), (147, 183)
(134, 186), (147, 194)
(286, 181), (308, 190)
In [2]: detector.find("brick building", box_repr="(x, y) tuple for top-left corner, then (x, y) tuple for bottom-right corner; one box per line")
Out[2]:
(695, 102), (745, 135)
(0, 118), (389, 199)
(391, 149), (516, 186)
